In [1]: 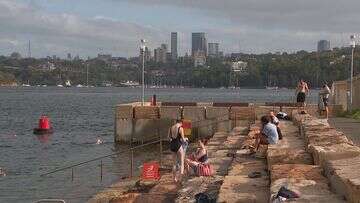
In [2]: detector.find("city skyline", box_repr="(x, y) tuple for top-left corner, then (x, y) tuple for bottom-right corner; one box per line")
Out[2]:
(1, 0), (360, 58)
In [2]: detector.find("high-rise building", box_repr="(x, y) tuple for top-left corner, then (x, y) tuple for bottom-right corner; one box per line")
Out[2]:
(154, 44), (168, 63)
(171, 32), (178, 61)
(208, 43), (219, 57)
(67, 53), (72, 60)
(317, 40), (331, 52)
(192, 32), (207, 57)
(140, 47), (151, 63)
(193, 50), (206, 67)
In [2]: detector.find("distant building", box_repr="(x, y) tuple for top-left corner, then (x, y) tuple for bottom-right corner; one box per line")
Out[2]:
(10, 52), (22, 60)
(231, 61), (248, 74)
(154, 44), (168, 63)
(140, 47), (151, 63)
(317, 40), (331, 52)
(208, 43), (219, 57)
(171, 32), (178, 61)
(193, 50), (206, 67)
(67, 53), (72, 60)
(97, 54), (112, 62)
(192, 32), (207, 57)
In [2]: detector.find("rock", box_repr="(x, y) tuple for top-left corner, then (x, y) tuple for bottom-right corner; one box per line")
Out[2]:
(308, 143), (360, 167)
(218, 175), (269, 203)
(270, 178), (345, 202)
(176, 176), (223, 203)
(324, 156), (360, 203)
(270, 164), (326, 183)
(267, 148), (313, 169)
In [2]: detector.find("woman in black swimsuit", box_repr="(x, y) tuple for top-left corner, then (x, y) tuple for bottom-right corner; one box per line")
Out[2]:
(168, 119), (186, 183)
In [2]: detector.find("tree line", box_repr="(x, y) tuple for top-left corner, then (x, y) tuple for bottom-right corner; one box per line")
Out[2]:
(0, 47), (359, 88)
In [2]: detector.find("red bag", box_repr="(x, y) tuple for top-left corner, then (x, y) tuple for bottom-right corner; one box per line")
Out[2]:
(197, 164), (212, 176)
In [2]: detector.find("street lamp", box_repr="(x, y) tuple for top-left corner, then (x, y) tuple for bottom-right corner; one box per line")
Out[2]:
(140, 39), (146, 106)
(350, 35), (356, 111)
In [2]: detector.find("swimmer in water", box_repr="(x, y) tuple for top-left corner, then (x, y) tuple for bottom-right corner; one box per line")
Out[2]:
(96, 138), (103, 145)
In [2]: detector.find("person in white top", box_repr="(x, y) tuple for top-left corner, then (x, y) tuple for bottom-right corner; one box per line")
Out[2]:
(320, 84), (331, 119)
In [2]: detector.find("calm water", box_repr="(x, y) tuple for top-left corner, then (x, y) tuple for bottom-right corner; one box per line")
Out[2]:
(0, 87), (318, 203)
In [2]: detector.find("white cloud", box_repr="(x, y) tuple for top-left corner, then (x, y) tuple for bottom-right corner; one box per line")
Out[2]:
(0, 0), (166, 58)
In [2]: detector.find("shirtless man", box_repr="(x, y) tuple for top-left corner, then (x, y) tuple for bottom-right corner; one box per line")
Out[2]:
(296, 80), (309, 109)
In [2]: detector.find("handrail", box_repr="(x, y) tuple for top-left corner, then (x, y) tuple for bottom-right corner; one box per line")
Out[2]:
(41, 110), (254, 177)
(40, 138), (166, 177)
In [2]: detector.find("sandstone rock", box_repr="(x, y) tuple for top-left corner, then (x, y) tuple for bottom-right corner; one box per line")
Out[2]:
(270, 164), (326, 183)
(218, 175), (269, 203)
(308, 143), (360, 167)
(176, 175), (223, 203)
(325, 156), (360, 203)
(267, 148), (313, 169)
(270, 178), (345, 202)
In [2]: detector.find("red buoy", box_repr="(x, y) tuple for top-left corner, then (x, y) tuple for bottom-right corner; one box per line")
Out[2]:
(34, 115), (53, 134)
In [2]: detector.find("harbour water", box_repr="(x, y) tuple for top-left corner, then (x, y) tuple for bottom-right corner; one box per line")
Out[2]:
(0, 87), (319, 203)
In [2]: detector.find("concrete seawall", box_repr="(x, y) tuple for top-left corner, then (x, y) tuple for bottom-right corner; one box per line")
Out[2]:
(115, 102), (343, 144)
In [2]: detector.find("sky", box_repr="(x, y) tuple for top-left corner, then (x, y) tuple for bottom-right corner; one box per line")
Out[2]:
(0, 0), (359, 58)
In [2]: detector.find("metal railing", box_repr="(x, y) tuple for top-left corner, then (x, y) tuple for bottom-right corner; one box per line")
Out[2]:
(41, 110), (255, 182)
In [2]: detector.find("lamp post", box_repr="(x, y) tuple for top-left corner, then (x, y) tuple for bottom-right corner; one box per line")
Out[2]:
(350, 35), (356, 111)
(140, 39), (146, 106)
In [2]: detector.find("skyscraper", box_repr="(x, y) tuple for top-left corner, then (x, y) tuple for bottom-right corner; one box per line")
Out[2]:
(317, 40), (331, 52)
(208, 43), (219, 57)
(192, 32), (207, 57)
(154, 44), (168, 63)
(171, 32), (178, 61)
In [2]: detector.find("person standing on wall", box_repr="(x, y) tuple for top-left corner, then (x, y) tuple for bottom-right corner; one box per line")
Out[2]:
(320, 83), (331, 119)
(296, 79), (310, 113)
(168, 119), (187, 183)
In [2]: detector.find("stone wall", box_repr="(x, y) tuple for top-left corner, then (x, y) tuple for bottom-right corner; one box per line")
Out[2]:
(293, 111), (360, 203)
(332, 74), (360, 110)
(114, 102), (342, 144)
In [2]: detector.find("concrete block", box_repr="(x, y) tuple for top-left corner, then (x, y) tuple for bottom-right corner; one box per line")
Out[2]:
(305, 130), (352, 148)
(115, 118), (172, 143)
(159, 106), (181, 120)
(206, 107), (229, 119)
(270, 178), (345, 202)
(325, 156), (360, 203)
(255, 106), (280, 120)
(116, 105), (133, 119)
(308, 143), (360, 167)
(133, 106), (159, 119)
(183, 106), (206, 121)
(267, 148), (313, 169)
(270, 164), (326, 183)
(218, 175), (269, 203)
(230, 107), (255, 121)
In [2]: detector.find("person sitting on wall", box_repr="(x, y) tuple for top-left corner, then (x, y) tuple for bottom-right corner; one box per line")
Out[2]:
(270, 111), (283, 140)
(251, 115), (279, 152)
(185, 138), (212, 176)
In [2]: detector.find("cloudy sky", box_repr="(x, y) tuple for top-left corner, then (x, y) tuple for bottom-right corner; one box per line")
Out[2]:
(0, 0), (359, 58)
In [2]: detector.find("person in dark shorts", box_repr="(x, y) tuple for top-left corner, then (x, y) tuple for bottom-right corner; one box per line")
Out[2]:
(296, 79), (309, 112)
(168, 119), (186, 183)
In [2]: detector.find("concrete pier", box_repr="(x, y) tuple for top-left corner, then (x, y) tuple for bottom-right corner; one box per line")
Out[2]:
(91, 101), (360, 202)
(115, 101), (342, 144)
